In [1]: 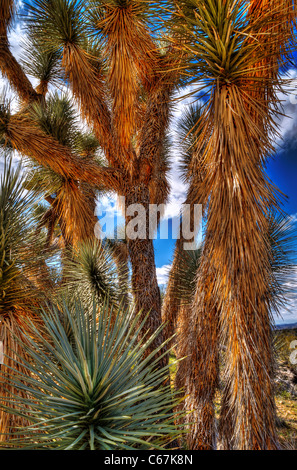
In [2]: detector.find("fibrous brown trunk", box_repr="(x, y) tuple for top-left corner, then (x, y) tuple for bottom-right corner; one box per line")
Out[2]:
(0, 312), (32, 442)
(125, 183), (167, 369)
(163, 193), (217, 449)
(162, 197), (201, 345)
(197, 85), (279, 450)
(175, 242), (219, 450)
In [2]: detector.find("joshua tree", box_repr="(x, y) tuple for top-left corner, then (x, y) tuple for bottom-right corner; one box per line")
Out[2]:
(0, 0), (180, 366)
(22, 92), (103, 247)
(2, 0), (296, 451)
(163, 0), (296, 449)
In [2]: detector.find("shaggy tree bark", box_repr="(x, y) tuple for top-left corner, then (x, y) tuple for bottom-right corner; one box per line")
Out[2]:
(175, 241), (220, 450)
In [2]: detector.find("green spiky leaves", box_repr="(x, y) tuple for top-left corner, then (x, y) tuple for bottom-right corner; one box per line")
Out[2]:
(167, 0), (293, 87)
(0, 90), (11, 143)
(62, 239), (129, 307)
(177, 103), (203, 183)
(26, 0), (87, 52)
(30, 92), (81, 147)
(0, 297), (183, 449)
(20, 40), (63, 93)
(267, 212), (297, 316)
(171, 248), (201, 304)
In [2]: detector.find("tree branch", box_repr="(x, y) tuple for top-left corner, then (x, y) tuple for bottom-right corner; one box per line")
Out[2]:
(5, 115), (123, 192)
(0, 15), (39, 103)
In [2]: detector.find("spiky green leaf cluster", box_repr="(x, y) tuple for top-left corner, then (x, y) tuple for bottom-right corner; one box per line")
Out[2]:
(172, 248), (201, 304)
(0, 89), (11, 142)
(0, 297), (183, 449)
(163, 0), (292, 90)
(61, 239), (128, 307)
(25, 0), (87, 52)
(20, 40), (63, 89)
(24, 92), (103, 198)
(30, 92), (84, 148)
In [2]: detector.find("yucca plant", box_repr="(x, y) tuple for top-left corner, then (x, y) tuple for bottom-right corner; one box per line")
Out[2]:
(0, 296), (183, 449)
(163, 0), (297, 450)
(106, 234), (130, 310)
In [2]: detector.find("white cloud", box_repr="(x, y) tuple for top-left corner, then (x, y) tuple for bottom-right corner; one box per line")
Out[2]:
(273, 263), (297, 325)
(156, 264), (171, 286)
(163, 84), (200, 219)
(273, 69), (297, 148)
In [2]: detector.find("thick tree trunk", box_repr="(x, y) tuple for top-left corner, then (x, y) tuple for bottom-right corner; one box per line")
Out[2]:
(176, 244), (219, 450)
(125, 184), (167, 369)
(162, 194), (217, 449)
(0, 313), (32, 442)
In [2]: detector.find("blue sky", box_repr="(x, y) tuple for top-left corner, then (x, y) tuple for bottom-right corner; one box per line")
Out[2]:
(1, 1), (297, 324)
(267, 143), (297, 216)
